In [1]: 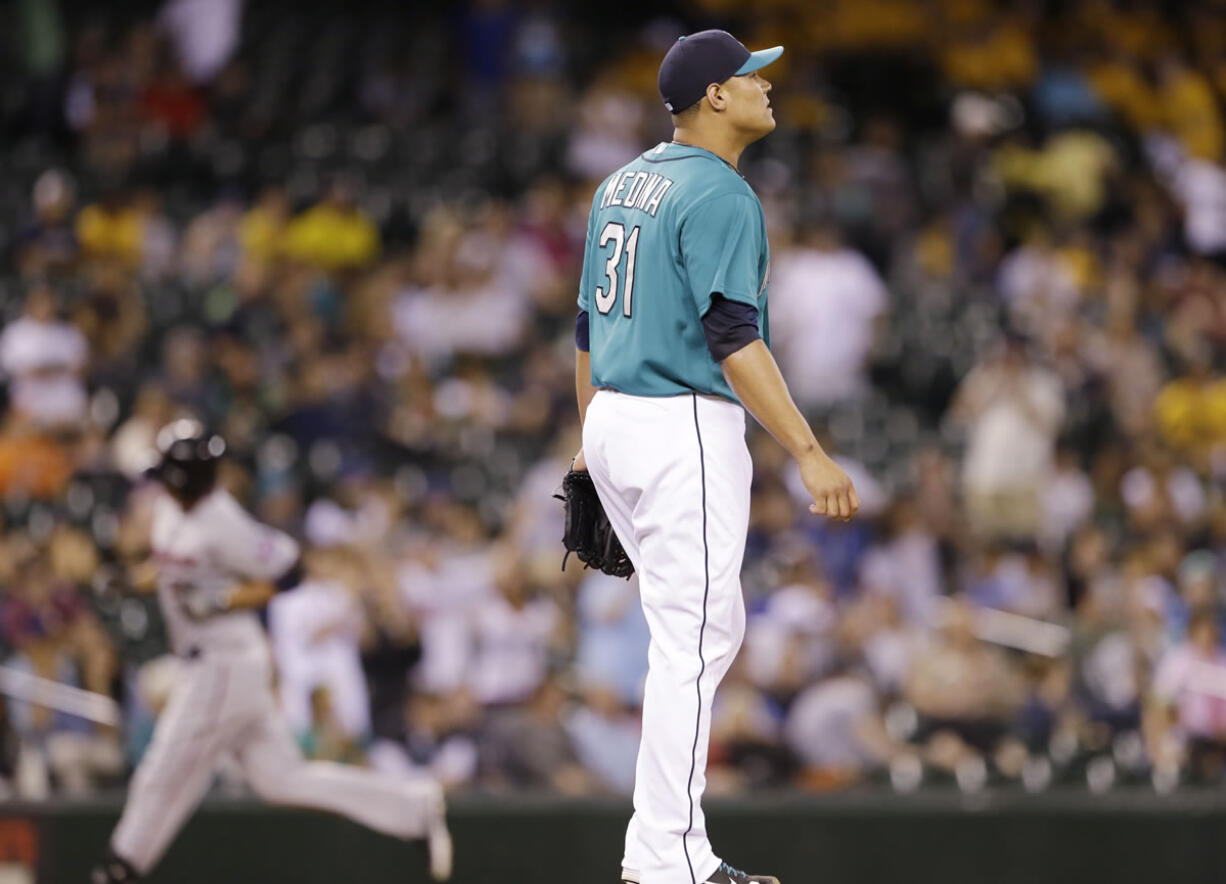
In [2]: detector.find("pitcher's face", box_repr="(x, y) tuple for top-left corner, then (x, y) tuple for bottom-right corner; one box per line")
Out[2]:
(722, 70), (775, 140)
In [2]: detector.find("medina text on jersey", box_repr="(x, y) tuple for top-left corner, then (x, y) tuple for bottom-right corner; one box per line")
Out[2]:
(600, 171), (674, 217)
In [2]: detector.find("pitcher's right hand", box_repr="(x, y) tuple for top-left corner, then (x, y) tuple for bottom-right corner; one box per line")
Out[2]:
(798, 452), (859, 522)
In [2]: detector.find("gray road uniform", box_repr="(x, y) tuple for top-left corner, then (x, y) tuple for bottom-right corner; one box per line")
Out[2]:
(108, 488), (447, 877)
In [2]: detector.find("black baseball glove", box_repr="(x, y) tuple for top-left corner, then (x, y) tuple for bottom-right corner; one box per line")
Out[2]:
(556, 470), (635, 579)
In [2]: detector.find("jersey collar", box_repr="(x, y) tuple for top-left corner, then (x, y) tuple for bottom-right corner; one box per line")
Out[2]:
(642, 141), (747, 180)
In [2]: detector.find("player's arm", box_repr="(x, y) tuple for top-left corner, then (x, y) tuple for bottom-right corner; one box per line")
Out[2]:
(720, 340), (858, 520)
(575, 315), (596, 426)
(208, 492), (305, 593)
(573, 336), (595, 472)
(572, 189), (601, 469)
(719, 339), (818, 456)
(227, 578), (277, 610)
(681, 193), (858, 520)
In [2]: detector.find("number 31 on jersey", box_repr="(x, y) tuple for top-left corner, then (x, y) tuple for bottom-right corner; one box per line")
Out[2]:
(594, 222), (641, 318)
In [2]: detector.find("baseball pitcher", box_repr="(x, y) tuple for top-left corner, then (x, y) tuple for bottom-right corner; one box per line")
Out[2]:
(568, 30), (860, 884)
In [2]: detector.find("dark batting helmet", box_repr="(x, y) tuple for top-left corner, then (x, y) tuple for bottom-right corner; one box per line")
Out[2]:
(147, 419), (225, 504)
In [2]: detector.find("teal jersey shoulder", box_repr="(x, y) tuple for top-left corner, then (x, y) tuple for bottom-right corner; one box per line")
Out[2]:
(577, 141), (771, 402)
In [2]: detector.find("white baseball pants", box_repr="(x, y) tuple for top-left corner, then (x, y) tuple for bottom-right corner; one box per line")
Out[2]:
(111, 646), (442, 875)
(584, 390), (752, 884)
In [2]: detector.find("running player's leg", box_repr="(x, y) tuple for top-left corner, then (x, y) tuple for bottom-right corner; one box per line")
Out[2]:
(103, 662), (236, 878)
(585, 392), (752, 884)
(236, 708), (449, 870)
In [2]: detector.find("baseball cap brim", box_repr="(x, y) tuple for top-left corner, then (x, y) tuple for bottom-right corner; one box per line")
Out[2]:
(734, 46), (783, 76)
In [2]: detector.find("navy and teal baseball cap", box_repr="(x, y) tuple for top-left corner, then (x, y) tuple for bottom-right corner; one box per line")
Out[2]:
(658, 30), (784, 114)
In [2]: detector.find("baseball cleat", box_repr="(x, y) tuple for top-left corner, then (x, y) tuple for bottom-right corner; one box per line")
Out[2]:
(89, 851), (141, 883)
(622, 864), (779, 884)
(703, 863), (780, 884)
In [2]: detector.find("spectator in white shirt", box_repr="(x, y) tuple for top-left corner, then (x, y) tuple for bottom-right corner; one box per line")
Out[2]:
(468, 552), (559, 706)
(1171, 157), (1226, 257)
(768, 221), (888, 410)
(392, 206), (537, 368)
(565, 79), (648, 182)
(996, 226), (1080, 336)
(742, 571), (838, 697)
(949, 331), (1065, 541)
(398, 515), (497, 695)
(1120, 441), (1207, 533)
(1040, 443), (1094, 554)
(1148, 610), (1226, 779)
(0, 286), (88, 429)
(784, 670), (902, 779)
(267, 548), (371, 740)
(157, 0), (243, 84)
(858, 496), (944, 626)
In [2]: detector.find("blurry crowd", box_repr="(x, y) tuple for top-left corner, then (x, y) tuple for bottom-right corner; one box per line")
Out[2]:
(0, 0), (1224, 800)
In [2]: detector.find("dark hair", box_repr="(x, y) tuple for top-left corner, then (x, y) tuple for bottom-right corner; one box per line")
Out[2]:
(671, 101), (703, 123)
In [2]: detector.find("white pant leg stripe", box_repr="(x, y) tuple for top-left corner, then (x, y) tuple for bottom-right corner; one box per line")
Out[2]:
(681, 392), (710, 884)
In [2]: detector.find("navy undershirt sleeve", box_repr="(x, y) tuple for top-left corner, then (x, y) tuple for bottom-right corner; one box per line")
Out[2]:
(702, 294), (761, 362)
(575, 309), (590, 352)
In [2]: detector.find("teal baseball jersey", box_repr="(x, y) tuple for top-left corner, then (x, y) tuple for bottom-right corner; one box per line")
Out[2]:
(578, 141), (771, 402)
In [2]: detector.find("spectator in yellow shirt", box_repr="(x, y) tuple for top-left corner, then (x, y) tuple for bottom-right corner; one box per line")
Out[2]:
(1158, 56), (1225, 161)
(941, 16), (1036, 93)
(1088, 51), (1163, 133)
(992, 131), (1118, 222)
(239, 186), (291, 262)
(283, 179), (379, 272)
(76, 188), (143, 265)
(1154, 348), (1226, 464)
